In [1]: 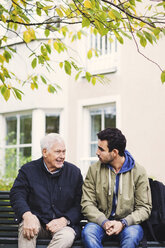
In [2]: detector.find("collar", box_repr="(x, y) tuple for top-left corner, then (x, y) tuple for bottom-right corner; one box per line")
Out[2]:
(43, 161), (64, 175)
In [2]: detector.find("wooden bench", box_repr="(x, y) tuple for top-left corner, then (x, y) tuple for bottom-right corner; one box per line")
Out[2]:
(0, 190), (165, 248)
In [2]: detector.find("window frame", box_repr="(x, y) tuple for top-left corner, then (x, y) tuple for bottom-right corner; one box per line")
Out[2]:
(4, 112), (32, 174)
(77, 95), (121, 177)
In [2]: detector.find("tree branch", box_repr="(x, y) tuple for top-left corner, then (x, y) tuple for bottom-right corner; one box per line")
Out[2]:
(101, 0), (157, 28)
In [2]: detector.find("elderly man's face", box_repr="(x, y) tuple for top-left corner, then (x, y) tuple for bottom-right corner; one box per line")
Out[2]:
(43, 141), (66, 172)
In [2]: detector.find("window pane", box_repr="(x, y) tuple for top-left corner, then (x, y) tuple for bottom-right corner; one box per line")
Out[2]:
(5, 148), (17, 177)
(90, 110), (101, 141)
(19, 147), (32, 167)
(6, 117), (17, 145)
(46, 115), (59, 134)
(20, 115), (32, 144)
(91, 144), (97, 157)
(104, 105), (116, 128)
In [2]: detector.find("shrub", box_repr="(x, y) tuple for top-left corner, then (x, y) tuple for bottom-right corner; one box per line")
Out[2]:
(0, 177), (15, 191)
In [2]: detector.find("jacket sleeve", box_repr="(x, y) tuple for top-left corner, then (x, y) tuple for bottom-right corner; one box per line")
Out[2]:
(63, 170), (83, 225)
(10, 167), (31, 222)
(125, 166), (152, 226)
(81, 166), (108, 226)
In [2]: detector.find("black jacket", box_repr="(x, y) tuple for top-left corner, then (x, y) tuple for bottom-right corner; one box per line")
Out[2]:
(10, 157), (83, 237)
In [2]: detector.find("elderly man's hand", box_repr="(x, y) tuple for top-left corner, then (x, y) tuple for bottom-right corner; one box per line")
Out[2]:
(22, 211), (40, 240)
(46, 217), (68, 233)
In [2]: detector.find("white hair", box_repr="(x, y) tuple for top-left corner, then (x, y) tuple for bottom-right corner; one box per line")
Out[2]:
(40, 133), (65, 152)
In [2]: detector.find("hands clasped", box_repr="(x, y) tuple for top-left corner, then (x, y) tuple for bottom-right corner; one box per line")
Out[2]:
(103, 220), (123, 236)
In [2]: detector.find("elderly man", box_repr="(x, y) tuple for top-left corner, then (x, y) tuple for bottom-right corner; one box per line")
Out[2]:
(10, 133), (83, 248)
(81, 128), (152, 248)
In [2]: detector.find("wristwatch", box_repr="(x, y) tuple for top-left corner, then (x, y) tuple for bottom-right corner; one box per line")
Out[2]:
(120, 219), (126, 229)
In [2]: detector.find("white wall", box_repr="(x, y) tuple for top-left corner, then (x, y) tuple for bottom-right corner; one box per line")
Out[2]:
(0, 32), (165, 183)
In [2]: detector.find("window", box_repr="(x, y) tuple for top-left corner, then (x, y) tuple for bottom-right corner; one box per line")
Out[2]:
(89, 33), (117, 57)
(77, 97), (119, 177)
(46, 114), (60, 134)
(86, 32), (118, 74)
(5, 114), (32, 177)
(90, 104), (116, 158)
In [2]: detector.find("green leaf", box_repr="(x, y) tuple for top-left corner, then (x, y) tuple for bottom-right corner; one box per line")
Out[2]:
(91, 76), (96, 85)
(36, 7), (41, 16)
(3, 50), (12, 63)
(161, 70), (165, 83)
(129, 0), (135, 6)
(44, 44), (51, 54)
(8, 47), (16, 53)
(85, 72), (91, 82)
(2, 86), (10, 101)
(113, 31), (124, 44)
(31, 58), (37, 69)
(82, 17), (90, 28)
(41, 45), (47, 56)
(75, 71), (82, 81)
(40, 75), (47, 84)
(48, 84), (56, 93)
(64, 61), (71, 75)
(152, 28), (160, 37)
(87, 49), (92, 59)
(0, 73), (5, 83)
(140, 36), (147, 47)
(45, 29), (50, 37)
(111, 9), (122, 20)
(143, 31), (153, 44)
(12, 87), (23, 100)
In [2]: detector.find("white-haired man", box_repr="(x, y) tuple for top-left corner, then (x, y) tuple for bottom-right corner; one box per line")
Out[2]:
(10, 133), (83, 248)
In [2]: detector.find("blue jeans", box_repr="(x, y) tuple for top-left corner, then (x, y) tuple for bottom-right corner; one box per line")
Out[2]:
(82, 222), (144, 248)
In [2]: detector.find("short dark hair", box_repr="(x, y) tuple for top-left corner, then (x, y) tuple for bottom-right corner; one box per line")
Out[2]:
(97, 128), (126, 156)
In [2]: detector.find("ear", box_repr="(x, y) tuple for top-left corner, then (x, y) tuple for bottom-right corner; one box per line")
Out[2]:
(42, 148), (48, 158)
(112, 149), (119, 156)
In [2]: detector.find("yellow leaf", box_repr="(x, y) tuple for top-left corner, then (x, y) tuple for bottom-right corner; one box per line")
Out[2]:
(53, 41), (59, 52)
(108, 10), (115, 19)
(23, 29), (36, 43)
(8, 83), (12, 89)
(92, 77), (96, 85)
(28, 28), (36, 40)
(56, 8), (64, 18)
(31, 83), (35, 90)
(59, 62), (63, 68)
(23, 31), (31, 43)
(0, 55), (5, 63)
(84, 0), (92, 9)
(1, 15), (6, 23)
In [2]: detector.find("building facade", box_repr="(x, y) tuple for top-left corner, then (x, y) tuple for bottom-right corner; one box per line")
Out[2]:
(0, 29), (165, 182)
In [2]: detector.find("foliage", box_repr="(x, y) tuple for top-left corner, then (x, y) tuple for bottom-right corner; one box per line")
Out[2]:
(0, 131), (31, 190)
(0, 0), (165, 101)
(0, 177), (14, 191)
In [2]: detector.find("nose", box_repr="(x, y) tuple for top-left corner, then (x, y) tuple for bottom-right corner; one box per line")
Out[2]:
(96, 148), (100, 156)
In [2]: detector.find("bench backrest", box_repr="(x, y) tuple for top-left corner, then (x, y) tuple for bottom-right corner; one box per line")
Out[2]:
(0, 191), (18, 239)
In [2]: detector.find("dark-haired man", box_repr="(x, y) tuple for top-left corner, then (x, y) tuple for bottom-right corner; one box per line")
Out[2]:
(81, 128), (152, 248)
